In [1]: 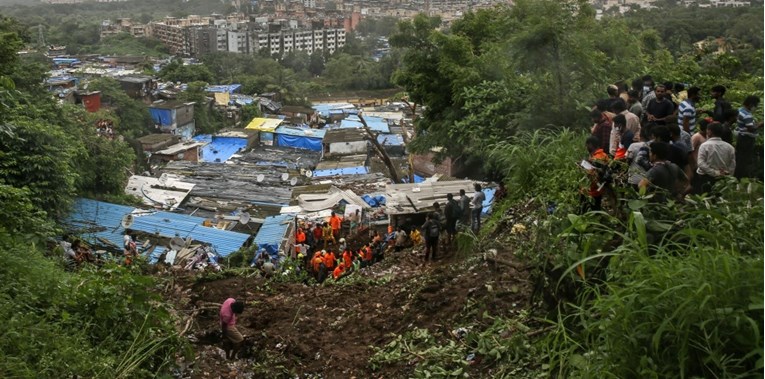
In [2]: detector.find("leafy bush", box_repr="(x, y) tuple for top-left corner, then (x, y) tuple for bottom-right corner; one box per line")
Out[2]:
(0, 233), (183, 378)
(488, 128), (586, 209)
(545, 179), (764, 378)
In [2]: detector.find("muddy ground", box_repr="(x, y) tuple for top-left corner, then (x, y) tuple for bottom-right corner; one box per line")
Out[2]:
(165, 243), (532, 378)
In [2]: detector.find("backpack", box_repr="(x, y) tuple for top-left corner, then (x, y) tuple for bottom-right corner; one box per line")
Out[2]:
(428, 221), (440, 238)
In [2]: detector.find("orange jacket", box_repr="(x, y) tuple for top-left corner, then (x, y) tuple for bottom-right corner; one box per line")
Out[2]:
(332, 265), (344, 280)
(296, 229), (306, 244)
(363, 246), (373, 261)
(329, 215), (342, 231)
(323, 252), (336, 269)
(312, 256), (324, 272)
(342, 250), (352, 269)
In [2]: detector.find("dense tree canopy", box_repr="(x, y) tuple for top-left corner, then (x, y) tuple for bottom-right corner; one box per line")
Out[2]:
(390, 0), (763, 166)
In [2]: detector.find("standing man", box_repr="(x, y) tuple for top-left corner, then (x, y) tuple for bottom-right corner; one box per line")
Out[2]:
(678, 87), (700, 134)
(694, 122), (736, 194)
(710, 85), (733, 123)
(421, 213), (440, 262)
(220, 298), (245, 360)
(328, 211), (343, 241)
(628, 90), (643, 120)
(645, 84), (675, 126)
(443, 193), (460, 246)
(470, 184), (486, 233)
(459, 189), (470, 229)
(735, 95), (761, 179)
(638, 141), (687, 203)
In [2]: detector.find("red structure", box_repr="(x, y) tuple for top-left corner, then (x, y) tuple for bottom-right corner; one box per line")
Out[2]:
(80, 91), (102, 113)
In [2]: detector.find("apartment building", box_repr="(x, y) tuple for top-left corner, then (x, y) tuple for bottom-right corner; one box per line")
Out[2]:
(249, 28), (344, 56)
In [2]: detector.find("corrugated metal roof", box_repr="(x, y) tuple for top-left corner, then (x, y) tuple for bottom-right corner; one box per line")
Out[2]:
(340, 115), (390, 133)
(274, 125), (327, 138)
(206, 84), (241, 93)
(65, 198), (134, 248)
(193, 135), (248, 163)
(312, 103), (355, 117)
(64, 198), (250, 257)
(377, 133), (405, 146)
(253, 213), (295, 255)
(313, 166), (369, 177)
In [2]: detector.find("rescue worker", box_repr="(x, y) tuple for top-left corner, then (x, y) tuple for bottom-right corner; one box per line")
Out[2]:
(322, 222), (335, 249)
(332, 264), (345, 280)
(329, 211), (343, 240)
(323, 249), (336, 271)
(342, 248), (353, 270)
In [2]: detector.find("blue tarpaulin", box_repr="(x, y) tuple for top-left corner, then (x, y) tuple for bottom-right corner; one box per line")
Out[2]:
(361, 194), (386, 207)
(150, 108), (173, 126)
(276, 134), (323, 151)
(482, 188), (496, 215)
(194, 135), (248, 163)
(274, 126), (325, 151)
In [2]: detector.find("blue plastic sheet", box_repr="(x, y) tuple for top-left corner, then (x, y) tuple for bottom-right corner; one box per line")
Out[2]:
(149, 108), (173, 126)
(361, 194), (387, 207)
(276, 134), (323, 151)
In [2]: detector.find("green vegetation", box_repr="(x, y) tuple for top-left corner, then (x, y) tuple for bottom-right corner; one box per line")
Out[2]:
(91, 33), (170, 57)
(0, 20), (182, 378)
(390, 0), (763, 168)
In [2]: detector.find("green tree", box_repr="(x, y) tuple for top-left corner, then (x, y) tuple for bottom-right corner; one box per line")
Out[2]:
(0, 120), (77, 218)
(178, 81), (219, 135)
(88, 77), (153, 138)
(158, 58), (213, 83)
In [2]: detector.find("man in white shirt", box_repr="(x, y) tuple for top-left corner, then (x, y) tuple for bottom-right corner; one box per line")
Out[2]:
(470, 184), (485, 233)
(694, 122), (735, 194)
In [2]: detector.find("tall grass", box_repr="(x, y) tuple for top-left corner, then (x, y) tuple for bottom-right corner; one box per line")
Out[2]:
(545, 179), (764, 378)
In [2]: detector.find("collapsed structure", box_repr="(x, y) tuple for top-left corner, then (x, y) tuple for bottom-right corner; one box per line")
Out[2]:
(63, 100), (498, 269)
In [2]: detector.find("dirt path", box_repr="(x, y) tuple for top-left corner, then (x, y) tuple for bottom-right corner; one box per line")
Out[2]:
(169, 247), (531, 378)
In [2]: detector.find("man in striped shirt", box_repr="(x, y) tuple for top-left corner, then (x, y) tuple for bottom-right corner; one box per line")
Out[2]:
(677, 87), (700, 134)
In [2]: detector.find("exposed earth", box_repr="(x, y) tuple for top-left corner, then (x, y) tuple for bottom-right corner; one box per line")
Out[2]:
(164, 241), (534, 378)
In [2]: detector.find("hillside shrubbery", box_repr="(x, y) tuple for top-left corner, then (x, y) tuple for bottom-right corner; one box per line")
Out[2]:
(0, 232), (183, 378)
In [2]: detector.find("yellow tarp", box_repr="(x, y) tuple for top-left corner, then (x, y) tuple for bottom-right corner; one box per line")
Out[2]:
(213, 92), (230, 106)
(245, 117), (283, 132)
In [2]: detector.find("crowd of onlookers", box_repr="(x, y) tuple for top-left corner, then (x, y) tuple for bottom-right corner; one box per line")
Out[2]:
(582, 77), (761, 210)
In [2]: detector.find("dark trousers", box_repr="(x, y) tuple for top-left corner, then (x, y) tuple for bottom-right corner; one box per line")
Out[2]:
(579, 194), (602, 214)
(470, 208), (482, 233)
(735, 134), (756, 179)
(692, 173), (717, 195)
(425, 237), (439, 260)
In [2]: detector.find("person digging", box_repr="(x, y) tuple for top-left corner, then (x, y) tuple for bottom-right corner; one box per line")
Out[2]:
(219, 297), (246, 360)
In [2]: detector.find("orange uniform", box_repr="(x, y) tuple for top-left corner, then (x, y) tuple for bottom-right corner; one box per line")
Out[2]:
(323, 251), (336, 270)
(342, 250), (352, 269)
(364, 246), (373, 261)
(329, 215), (342, 236)
(312, 252), (323, 272)
(296, 229), (306, 244)
(332, 265), (344, 280)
